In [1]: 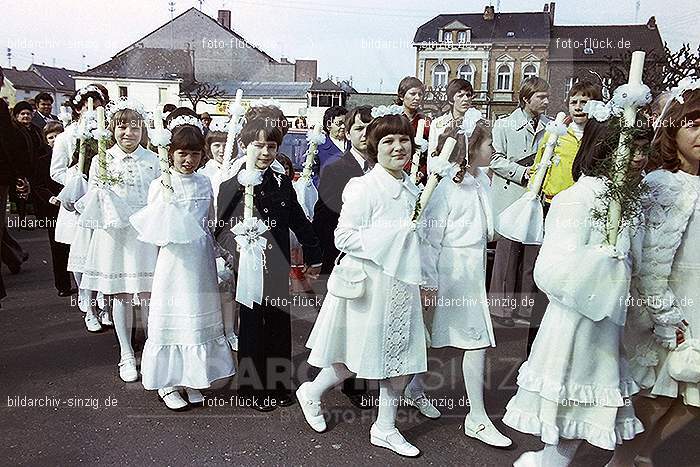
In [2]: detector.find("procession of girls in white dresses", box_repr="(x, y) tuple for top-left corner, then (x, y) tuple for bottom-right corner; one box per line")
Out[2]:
(48, 78), (700, 465)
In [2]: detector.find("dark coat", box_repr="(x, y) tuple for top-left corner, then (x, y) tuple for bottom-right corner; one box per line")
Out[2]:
(312, 136), (348, 187)
(216, 167), (322, 301)
(0, 99), (32, 185)
(312, 150), (364, 273)
(27, 126), (61, 222)
(31, 112), (57, 129)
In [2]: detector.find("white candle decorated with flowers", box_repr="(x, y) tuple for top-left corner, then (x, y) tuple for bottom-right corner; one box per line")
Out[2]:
(530, 112), (567, 194)
(87, 97), (93, 113)
(410, 118), (425, 184)
(301, 123), (322, 180)
(607, 50), (645, 245)
(96, 107), (107, 179)
(153, 107), (172, 201)
(244, 145), (257, 219)
(413, 136), (456, 223)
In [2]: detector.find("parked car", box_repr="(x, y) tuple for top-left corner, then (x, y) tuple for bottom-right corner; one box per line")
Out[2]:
(279, 128), (309, 177)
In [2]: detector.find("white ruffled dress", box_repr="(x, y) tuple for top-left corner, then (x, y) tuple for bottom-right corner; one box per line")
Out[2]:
(502, 176), (643, 451)
(421, 167), (496, 349)
(79, 145), (160, 295)
(306, 165), (428, 380)
(625, 169), (700, 407)
(138, 172), (235, 389)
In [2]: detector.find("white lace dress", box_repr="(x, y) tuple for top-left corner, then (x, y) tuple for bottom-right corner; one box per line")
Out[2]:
(625, 169), (700, 407)
(79, 145), (160, 295)
(421, 167), (496, 349)
(305, 165), (428, 379)
(139, 172), (235, 389)
(502, 176), (643, 451)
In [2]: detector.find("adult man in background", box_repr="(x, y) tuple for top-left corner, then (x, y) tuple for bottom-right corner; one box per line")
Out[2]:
(31, 93), (57, 129)
(489, 77), (551, 329)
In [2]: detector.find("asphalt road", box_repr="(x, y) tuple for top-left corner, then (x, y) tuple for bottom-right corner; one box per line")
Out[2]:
(1, 227), (698, 466)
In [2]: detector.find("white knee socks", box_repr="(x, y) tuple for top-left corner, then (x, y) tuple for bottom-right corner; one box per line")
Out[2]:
(540, 440), (582, 467)
(375, 376), (410, 432)
(306, 364), (351, 401)
(111, 297), (134, 358)
(462, 349), (488, 423)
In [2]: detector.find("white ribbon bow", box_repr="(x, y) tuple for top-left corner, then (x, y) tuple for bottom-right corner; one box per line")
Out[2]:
(232, 217), (270, 308)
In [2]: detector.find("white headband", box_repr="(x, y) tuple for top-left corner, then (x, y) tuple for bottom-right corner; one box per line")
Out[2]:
(167, 115), (204, 133)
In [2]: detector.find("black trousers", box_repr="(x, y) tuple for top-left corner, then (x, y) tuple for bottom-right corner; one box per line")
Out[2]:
(47, 224), (72, 292)
(237, 301), (293, 400)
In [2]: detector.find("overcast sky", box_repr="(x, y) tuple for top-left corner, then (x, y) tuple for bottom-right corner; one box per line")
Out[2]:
(3, 0), (699, 92)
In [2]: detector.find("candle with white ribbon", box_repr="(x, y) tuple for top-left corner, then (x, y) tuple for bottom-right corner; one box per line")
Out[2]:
(607, 50), (645, 245)
(244, 145), (256, 219)
(222, 89), (244, 176)
(96, 107), (107, 179)
(410, 119), (425, 184)
(413, 137), (456, 223)
(529, 111), (567, 195)
(153, 107), (172, 201)
(301, 123), (322, 180)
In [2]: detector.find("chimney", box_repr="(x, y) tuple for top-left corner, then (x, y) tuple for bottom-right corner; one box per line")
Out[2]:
(217, 10), (231, 30)
(483, 5), (495, 21)
(548, 2), (556, 23)
(647, 16), (657, 29)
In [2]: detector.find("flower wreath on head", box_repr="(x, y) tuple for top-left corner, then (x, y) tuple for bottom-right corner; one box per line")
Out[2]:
(72, 85), (106, 106)
(583, 82), (652, 123)
(370, 104), (404, 119)
(167, 115), (204, 133)
(105, 97), (147, 122)
(652, 77), (700, 132)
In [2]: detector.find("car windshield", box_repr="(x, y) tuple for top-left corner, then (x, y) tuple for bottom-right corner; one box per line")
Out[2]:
(280, 132), (308, 171)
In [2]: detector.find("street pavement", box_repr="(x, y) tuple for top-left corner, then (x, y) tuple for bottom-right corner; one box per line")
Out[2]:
(1, 227), (698, 466)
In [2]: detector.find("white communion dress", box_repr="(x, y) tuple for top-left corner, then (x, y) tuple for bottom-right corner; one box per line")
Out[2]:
(79, 145), (160, 295)
(421, 167), (496, 349)
(502, 176), (643, 451)
(305, 165), (428, 380)
(138, 171), (235, 389)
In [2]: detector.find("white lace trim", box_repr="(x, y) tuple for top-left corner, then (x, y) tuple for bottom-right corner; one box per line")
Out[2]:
(383, 279), (411, 378)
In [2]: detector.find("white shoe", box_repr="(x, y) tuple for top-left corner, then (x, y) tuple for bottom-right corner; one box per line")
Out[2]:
(158, 387), (189, 411)
(404, 386), (441, 419)
(513, 450), (541, 467)
(370, 424), (420, 457)
(296, 382), (326, 432)
(84, 313), (102, 333)
(184, 388), (205, 406)
(99, 309), (113, 327)
(464, 414), (512, 447)
(117, 355), (138, 382)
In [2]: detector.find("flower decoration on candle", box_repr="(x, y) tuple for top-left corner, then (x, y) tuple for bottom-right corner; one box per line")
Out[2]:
(370, 104), (404, 119)
(412, 137), (457, 224)
(300, 124), (326, 181)
(58, 106), (73, 127)
(583, 100), (613, 122)
(231, 216), (270, 308)
(149, 128), (172, 148)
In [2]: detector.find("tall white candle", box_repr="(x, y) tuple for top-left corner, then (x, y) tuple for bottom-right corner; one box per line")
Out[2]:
(153, 107), (172, 201)
(223, 89), (245, 175)
(244, 145), (257, 219)
(410, 119), (425, 184)
(301, 123), (322, 180)
(96, 107), (107, 179)
(414, 137), (456, 222)
(87, 97), (93, 113)
(530, 112), (566, 194)
(77, 116), (87, 175)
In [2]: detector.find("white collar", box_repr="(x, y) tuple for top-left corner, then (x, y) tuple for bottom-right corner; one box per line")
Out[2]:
(370, 164), (420, 199)
(230, 155), (287, 176)
(330, 136), (346, 151)
(109, 143), (142, 160)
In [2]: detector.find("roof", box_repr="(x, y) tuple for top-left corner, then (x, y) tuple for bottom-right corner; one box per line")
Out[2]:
(550, 22), (665, 61)
(80, 48), (194, 82)
(310, 79), (343, 92)
(29, 64), (79, 92)
(2, 68), (51, 90)
(216, 81), (312, 98)
(115, 7), (278, 64)
(414, 12), (551, 43)
(346, 92), (395, 108)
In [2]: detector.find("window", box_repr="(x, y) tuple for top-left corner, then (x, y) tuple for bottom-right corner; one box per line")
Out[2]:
(438, 30), (444, 42)
(118, 86), (128, 98)
(458, 64), (474, 85)
(444, 31), (452, 43)
(496, 64), (512, 91)
(584, 48), (594, 55)
(522, 64), (537, 81)
(458, 31), (467, 43)
(564, 77), (575, 97)
(158, 87), (168, 104)
(432, 64), (448, 89)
